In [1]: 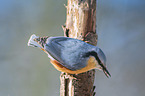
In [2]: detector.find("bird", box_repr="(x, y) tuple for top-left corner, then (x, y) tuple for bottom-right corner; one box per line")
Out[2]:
(28, 34), (111, 77)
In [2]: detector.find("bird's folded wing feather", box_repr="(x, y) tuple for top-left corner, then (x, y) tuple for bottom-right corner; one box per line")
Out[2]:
(44, 37), (88, 70)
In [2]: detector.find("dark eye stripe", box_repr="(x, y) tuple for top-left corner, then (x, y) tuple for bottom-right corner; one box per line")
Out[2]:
(84, 51), (111, 77)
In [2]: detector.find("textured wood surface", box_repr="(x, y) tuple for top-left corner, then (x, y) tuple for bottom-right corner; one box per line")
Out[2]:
(60, 0), (97, 96)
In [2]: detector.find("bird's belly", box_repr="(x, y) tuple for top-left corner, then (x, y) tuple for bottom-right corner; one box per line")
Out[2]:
(50, 56), (98, 74)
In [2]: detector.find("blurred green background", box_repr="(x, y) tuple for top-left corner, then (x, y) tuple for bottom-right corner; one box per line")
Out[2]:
(0, 0), (145, 96)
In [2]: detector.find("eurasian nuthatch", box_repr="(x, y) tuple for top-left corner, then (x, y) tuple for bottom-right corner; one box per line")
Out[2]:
(28, 34), (111, 77)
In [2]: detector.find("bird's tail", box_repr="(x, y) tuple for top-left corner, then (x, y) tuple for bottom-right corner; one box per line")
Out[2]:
(28, 34), (49, 48)
(27, 34), (42, 48)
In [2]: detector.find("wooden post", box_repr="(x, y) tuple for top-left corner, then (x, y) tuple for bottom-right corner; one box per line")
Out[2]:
(60, 0), (98, 96)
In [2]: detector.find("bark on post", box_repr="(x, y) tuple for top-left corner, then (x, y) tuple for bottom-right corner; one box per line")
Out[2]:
(60, 0), (98, 96)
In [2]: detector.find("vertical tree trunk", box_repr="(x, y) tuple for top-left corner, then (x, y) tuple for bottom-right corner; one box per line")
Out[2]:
(60, 0), (98, 96)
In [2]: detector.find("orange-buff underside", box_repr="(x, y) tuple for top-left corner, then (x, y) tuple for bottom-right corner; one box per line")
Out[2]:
(50, 56), (98, 74)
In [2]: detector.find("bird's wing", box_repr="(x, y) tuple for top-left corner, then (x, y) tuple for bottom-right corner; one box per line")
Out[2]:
(44, 37), (88, 70)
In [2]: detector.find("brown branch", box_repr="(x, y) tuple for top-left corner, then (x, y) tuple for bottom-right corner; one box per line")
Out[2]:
(60, 0), (98, 96)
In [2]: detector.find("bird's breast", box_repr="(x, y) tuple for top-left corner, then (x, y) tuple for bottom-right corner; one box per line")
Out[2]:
(50, 56), (98, 74)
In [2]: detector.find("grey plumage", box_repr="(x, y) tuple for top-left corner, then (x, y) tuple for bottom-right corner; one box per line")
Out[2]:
(28, 34), (110, 77)
(44, 36), (99, 70)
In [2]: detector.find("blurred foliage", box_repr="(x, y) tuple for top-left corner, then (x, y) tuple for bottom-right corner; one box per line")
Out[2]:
(0, 0), (145, 96)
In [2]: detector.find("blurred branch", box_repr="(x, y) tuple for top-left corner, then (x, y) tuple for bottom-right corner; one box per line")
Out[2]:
(60, 0), (97, 96)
